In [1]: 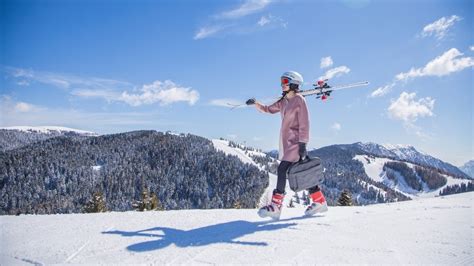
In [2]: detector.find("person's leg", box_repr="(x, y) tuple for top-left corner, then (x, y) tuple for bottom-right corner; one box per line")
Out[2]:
(308, 185), (320, 194)
(275, 161), (293, 194)
(305, 185), (328, 216)
(258, 161), (293, 219)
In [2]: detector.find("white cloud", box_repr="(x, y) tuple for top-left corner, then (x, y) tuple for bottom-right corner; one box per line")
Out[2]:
(71, 89), (119, 101)
(388, 92), (435, 122)
(255, 14), (286, 28)
(5, 67), (200, 107)
(319, 66), (350, 80)
(16, 80), (30, 86)
(396, 48), (474, 81)
(0, 96), (175, 130)
(470, 46), (474, 51)
(370, 82), (395, 98)
(331, 123), (341, 131)
(1, 96), (43, 113)
(194, 26), (225, 40)
(195, 1), (276, 40)
(5, 66), (132, 91)
(14, 102), (36, 112)
(119, 80), (199, 107)
(421, 15), (462, 40)
(210, 98), (243, 108)
(258, 16), (270, 26)
(218, 0), (272, 19)
(320, 56), (333, 69)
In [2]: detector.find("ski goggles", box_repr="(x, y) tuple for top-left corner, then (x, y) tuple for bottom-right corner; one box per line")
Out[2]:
(281, 77), (291, 85)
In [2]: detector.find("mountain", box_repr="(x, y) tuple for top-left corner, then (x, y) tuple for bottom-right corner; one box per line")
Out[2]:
(1, 127), (472, 215)
(353, 142), (469, 179)
(460, 160), (474, 178)
(0, 126), (98, 136)
(1, 192), (472, 264)
(0, 131), (268, 215)
(305, 143), (472, 203)
(0, 126), (98, 152)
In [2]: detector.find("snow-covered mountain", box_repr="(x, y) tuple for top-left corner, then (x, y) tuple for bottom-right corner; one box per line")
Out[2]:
(460, 160), (474, 178)
(354, 142), (469, 179)
(1, 192), (472, 264)
(214, 139), (473, 204)
(0, 126), (98, 136)
(354, 155), (472, 199)
(0, 126), (99, 152)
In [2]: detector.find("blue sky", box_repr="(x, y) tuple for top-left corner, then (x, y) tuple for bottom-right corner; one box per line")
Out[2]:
(1, 0), (472, 166)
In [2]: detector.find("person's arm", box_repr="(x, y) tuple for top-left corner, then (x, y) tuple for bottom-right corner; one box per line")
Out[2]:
(297, 96), (310, 160)
(247, 98), (281, 114)
(297, 96), (310, 143)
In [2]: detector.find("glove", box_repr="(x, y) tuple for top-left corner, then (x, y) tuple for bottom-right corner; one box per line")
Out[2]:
(298, 142), (307, 160)
(246, 98), (256, 105)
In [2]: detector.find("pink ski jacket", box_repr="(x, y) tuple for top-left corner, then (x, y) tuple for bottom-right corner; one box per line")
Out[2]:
(257, 94), (310, 162)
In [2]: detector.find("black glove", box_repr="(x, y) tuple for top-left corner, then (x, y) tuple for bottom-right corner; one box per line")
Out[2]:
(246, 98), (256, 105)
(298, 142), (307, 160)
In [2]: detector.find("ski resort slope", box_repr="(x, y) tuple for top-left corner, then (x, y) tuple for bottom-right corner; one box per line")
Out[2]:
(1, 192), (472, 265)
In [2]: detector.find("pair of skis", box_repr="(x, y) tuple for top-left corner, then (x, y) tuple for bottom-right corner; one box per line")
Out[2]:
(227, 80), (369, 109)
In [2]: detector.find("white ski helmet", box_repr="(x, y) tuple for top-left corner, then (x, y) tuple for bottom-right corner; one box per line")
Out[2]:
(281, 71), (304, 87)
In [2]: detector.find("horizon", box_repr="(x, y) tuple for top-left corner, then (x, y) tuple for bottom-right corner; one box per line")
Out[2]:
(1, 0), (473, 166)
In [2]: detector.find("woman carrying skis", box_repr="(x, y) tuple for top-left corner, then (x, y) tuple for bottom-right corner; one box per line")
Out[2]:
(246, 71), (328, 219)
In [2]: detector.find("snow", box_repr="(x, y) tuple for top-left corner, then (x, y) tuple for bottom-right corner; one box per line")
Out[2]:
(1, 192), (472, 265)
(211, 139), (266, 169)
(212, 139), (301, 208)
(0, 126), (98, 136)
(357, 179), (387, 198)
(1, 140), (472, 264)
(92, 165), (102, 171)
(354, 155), (472, 199)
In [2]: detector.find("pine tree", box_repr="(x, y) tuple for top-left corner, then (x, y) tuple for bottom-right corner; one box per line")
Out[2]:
(83, 191), (106, 213)
(337, 190), (353, 206)
(150, 192), (164, 211)
(233, 200), (242, 209)
(294, 192), (300, 204)
(302, 191), (310, 205)
(288, 198), (295, 208)
(132, 187), (153, 211)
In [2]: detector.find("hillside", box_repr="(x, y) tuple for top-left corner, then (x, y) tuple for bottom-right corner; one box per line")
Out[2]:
(1, 128), (472, 215)
(0, 126), (98, 152)
(0, 131), (268, 215)
(1, 192), (472, 264)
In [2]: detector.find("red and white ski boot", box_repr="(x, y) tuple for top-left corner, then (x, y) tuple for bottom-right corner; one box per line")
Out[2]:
(304, 190), (328, 216)
(258, 191), (285, 220)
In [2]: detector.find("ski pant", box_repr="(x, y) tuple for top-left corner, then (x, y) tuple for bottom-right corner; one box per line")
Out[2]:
(275, 160), (320, 195)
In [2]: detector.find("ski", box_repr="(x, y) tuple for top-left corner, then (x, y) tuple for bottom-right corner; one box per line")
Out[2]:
(300, 81), (370, 98)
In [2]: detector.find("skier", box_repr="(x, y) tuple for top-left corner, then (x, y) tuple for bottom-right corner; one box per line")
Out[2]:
(246, 71), (328, 219)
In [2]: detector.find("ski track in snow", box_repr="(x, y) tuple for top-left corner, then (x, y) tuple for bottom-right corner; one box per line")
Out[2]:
(1, 193), (473, 264)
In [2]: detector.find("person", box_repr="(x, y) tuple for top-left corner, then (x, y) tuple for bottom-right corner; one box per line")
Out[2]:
(246, 71), (328, 219)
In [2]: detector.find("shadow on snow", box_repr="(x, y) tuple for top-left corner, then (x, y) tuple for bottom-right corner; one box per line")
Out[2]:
(102, 215), (315, 252)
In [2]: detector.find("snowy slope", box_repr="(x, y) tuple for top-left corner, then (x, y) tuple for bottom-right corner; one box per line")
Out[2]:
(211, 139), (263, 169)
(355, 142), (468, 178)
(1, 192), (472, 265)
(354, 155), (472, 199)
(460, 160), (474, 178)
(212, 139), (296, 207)
(0, 126), (98, 136)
